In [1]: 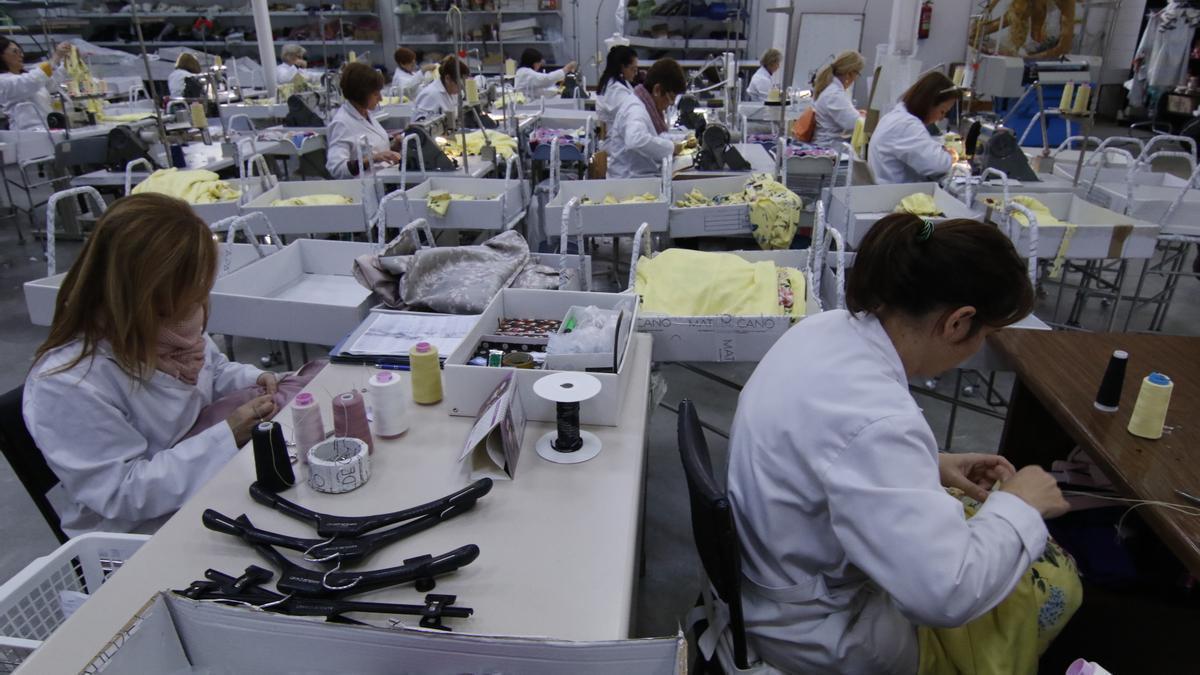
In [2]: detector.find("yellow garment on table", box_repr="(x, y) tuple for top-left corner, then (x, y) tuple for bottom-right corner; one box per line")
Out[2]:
(440, 130), (518, 160)
(581, 192), (659, 205)
(131, 169), (241, 204)
(270, 194), (356, 207)
(919, 490), (1081, 675)
(850, 116), (866, 156)
(635, 248), (805, 318)
(894, 192), (943, 217)
(98, 112), (154, 123)
(995, 195), (1078, 280)
(674, 188), (713, 208)
(425, 190), (492, 216)
(746, 173), (803, 251)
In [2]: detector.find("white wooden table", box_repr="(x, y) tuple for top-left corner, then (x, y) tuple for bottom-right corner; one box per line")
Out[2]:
(15, 337), (653, 673)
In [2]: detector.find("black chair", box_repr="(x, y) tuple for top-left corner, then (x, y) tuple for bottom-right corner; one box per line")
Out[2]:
(677, 399), (750, 672)
(0, 386), (68, 543)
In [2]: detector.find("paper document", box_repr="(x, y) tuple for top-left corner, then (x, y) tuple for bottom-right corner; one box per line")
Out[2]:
(345, 313), (479, 357)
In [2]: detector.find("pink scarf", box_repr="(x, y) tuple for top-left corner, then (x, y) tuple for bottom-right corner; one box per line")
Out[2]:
(633, 84), (668, 135)
(156, 305), (206, 384)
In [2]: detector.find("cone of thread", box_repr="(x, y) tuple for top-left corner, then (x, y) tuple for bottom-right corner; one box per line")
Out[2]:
(368, 371), (409, 438)
(410, 341), (443, 404)
(1094, 349), (1128, 412)
(252, 421), (295, 492)
(333, 389), (374, 454)
(1127, 372), (1173, 440)
(291, 392), (325, 463)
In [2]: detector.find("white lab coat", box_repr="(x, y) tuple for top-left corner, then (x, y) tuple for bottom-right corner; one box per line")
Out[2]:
(596, 78), (634, 128)
(745, 66), (775, 102)
(868, 102), (954, 184)
(276, 62), (321, 85)
(514, 65), (566, 99)
(605, 91), (674, 178)
(325, 101), (391, 179)
(813, 77), (860, 147)
(24, 336), (263, 536)
(0, 65), (64, 130)
(391, 66), (425, 100)
(413, 77), (454, 120)
(726, 310), (1048, 674)
(168, 68), (192, 98)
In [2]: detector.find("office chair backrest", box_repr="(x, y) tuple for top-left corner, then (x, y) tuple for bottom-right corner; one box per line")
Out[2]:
(0, 386), (67, 543)
(676, 399), (748, 670)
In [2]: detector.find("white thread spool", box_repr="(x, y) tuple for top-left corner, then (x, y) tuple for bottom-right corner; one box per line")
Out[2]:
(368, 371), (410, 438)
(307, 437), (371, 494)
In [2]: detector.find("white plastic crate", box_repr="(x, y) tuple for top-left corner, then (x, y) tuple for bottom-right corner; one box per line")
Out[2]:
(0, 533), (148, 673)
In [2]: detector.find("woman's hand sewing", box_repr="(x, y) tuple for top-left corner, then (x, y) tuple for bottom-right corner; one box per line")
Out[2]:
(257, 371), (278, 396)
(227, 394), (277, 446)
(938, 452), (1016, 502)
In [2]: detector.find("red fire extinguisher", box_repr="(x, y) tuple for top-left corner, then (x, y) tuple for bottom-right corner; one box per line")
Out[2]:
(918, 1), (933, 40)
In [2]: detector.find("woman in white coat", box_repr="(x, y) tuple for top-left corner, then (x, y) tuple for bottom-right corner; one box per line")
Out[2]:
(168, 52), (202, 98)
(513, 47), (576, 99)
(390, 47), (431, 101)
(326, 62), (401, 179)
(0, 37), (70, 130)
(606, 58), (686, 178)
(811, 50), (864, 147)
(869, 70), (960, 184)
(595, 45), (638, 128)
(276, 43), (321, 85)
(24, 194), (279, 536)
(726, 215), (1073, 673)
(412, 54), (470, 122)
(744, 48), (781, 102)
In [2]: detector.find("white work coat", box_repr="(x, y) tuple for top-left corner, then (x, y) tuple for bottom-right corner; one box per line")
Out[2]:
(745, 66), (775, 102)
(0, 65), (64, 130)
(605, 92), (674, 178)
(868, 102), (953, 184)
(596, 78), (634, 128)
(727, 310), (1048, 674)
(168, 68), (192, 98)
(391, 66), (425, 100)
(326, 101), (391, 179)
(276, 62), (320, 85)
(514, 65), (566, 99)
(813, 77), (860, 147)
(24, 336), (263, 536)
(413, 77), (454, 120)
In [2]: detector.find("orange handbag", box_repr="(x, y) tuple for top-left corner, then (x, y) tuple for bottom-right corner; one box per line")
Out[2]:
(791, 108), (816, 143)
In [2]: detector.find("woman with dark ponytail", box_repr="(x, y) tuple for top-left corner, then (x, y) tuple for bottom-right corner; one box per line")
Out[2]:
(726, 215), (1077, 673)
(596, 45), (638, 127)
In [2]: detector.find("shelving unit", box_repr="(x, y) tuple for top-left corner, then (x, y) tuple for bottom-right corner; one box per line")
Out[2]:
(623, 0), (752, 60)
(393, 0), (567, 73)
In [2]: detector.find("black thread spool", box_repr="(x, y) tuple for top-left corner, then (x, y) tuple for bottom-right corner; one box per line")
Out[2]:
(534, 372), (603, 465)
(1094, 349), (1129, 413)
(252, 421), (295, 492)
(552, 400), (584, 452)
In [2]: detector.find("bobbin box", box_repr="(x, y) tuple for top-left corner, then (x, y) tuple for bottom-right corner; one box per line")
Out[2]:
(444, 289), (639, 426)
(826, 183), (975, 249)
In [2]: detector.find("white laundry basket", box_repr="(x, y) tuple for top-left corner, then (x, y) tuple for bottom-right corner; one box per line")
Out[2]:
(0, 533), (148, 673)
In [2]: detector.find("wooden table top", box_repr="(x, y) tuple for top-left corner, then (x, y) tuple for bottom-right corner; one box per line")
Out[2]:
(990, 330), (1200, 572)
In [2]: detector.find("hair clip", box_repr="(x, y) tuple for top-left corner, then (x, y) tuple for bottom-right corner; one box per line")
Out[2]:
(916, 219), (935, 243)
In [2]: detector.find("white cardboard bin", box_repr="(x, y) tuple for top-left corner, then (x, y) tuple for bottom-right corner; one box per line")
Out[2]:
(668, 175), (752, 238)
(186, 176), (276, 224)
(209, 239), (376, 345)
(445, 289), (638, 427)
(544, 178), (668, 239)
(94, 593), (683, 675)
(241, 179), (369, 235)
(385, 177), (526, 230)
(979, 192), (1160, 259)
(826, 183), (974, 249)
(1082, 183), (1200, 235)
(635, 250), (817, 363)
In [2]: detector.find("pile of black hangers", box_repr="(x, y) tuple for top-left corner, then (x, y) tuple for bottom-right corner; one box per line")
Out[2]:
(177, 478), (493, 631)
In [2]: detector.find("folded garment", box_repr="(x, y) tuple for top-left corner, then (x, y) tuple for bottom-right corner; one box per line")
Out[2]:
(580, 192), (659, 205)
(440, 130), (518, 160)
(894, 192), (943, 217)
(132, 168), (241, 204)
(270, 194), (356, 207)
(635, 248), (805, 318)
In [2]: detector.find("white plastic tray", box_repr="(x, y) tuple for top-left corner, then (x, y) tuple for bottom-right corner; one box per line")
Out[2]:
(385, 177), (526, 230)
(986, 193), (1160, 260)
(826, 183), (974, 249)
(544, 178), (668, 238)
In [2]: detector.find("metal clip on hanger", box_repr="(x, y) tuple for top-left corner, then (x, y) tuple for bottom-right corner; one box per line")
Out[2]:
(249, 478), (493, 538)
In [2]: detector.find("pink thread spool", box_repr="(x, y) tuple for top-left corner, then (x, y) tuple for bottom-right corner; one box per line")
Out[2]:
(333, 389), (374, 454)
(290, 393), (325, 464)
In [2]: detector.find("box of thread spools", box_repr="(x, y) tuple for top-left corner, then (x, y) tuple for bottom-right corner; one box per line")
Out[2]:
(444, 289), (639, 426)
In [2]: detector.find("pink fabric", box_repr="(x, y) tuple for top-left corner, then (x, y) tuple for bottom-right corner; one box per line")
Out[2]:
(182, 359), (328, 440)
(157, 306), (207, 384)
(633, 84), (668, 134)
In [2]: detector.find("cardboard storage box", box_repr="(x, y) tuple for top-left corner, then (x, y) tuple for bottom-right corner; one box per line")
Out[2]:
(241, 179), (370, 235)
(978, 192), (1160, 259)
(185, 176), (277, 224)
(386, 177), (527, 230)
(668, 175), (752, 238)
(826, 183), (974, 249)
(209, 239), (376, 345)
(1082, 183), (1200, 235)
(544, 178), (668, 239)
(634, 250), (822, 363)
(93, 593), (683, 675)
(445, 289), (639, 426)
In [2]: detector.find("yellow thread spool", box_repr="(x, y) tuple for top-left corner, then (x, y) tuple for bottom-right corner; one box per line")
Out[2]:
(348, 51), (357, 63)
(189, 102), (206, 128)
(1058, 82), (1074, 111)
(409, 341), (443, 405)
(505, 59), (517, 77)
(1071, 83), (1092, 114)
(465, 77), (480, 106)
(1127, 372), (1173, 440)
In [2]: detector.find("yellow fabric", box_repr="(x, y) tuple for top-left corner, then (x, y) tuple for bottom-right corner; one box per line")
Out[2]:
(918, 490), (1082, 675)
(746, 173), (803, 251)
(943, 132), (965, 158)
(38, 61), (53, 77)
(439, 130), (518, 160)
(634, 248), (805, 318)
(987, 195), (1078, 280)
(98, 111), (154, 123)
(131, 168), (240, 204)
(580, 192), (659, 205)
(895, 192), (943, 217)
(850, 116), (866, 156)
(270, 194), (355, 207)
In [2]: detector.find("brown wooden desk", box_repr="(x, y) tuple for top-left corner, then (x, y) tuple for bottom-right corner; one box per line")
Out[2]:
(990, 330), (1200, 577)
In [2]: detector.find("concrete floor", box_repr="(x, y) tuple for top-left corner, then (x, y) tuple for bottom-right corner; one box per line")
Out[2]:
(1, 161), (1199, 647)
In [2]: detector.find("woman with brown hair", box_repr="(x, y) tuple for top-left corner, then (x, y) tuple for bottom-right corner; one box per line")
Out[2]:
(168, 52), (202, 99)
(391, 47), (433, 101)
(726, 215), (1074, 673)
(24, 193), (278, 536)
(412, 54), (471, 121)
(868, 70), (961, 184)
(0, 36), (71, 130)
(606, 57), (687, 178)
(326, 61), (401, 178)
